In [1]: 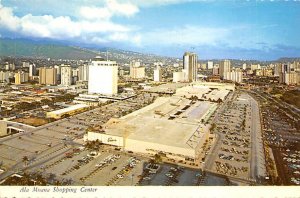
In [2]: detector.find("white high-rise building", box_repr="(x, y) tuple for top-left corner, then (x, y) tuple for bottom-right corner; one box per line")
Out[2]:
(242, 63), (247, 70)
(79, 64), (89, 81)
(207, 61), (213, 69)
(60, 65), (72, 86)
(219, 60), (231, 79)
(154, 66), (162, 82)
(183, 52), (198, 82)
(88, 56), (118, 95)
(29, 64), (36, 77)
(130, 60), (145, 79)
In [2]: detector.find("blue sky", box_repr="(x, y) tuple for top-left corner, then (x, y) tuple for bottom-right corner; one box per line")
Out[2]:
(0, 0), (300, 60)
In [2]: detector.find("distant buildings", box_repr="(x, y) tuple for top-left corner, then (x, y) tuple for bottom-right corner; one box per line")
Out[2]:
(153, 66), (162, 82)
(60, 65), (72, 86)
(39, 67), (57, 85)
(54, 65), (61, 82)
(219, 60), (231, 80)
(230, 68), (243, 83)
(0, 71), (12, 83)
(14, 71), (29, 84)
(212, 65), (219, 76)
(29, 64), (36, 78)
(250, 64), (261, 71)
(72, 68), (79, 84)
(78, 64), (89, 81)
(279, 62), (299, 85)
(130, 61), (145, 79)
(183, 52), (198, 82)
(242, 63), (247, 70)
(88, 56), (118, 95)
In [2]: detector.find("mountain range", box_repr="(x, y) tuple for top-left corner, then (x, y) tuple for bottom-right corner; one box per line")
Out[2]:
(0, 38), (176, 64)
(0, 38), (299, 64)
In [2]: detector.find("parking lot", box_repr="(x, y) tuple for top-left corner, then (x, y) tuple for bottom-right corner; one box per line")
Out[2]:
(25, 145), (147, 186)
(252, 91), (300, 185)
(138, 163), (229, 186)
(204, 91), (265, 182)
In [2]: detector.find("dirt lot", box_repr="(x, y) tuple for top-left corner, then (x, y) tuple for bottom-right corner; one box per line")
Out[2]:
(13, 117), (50, 127)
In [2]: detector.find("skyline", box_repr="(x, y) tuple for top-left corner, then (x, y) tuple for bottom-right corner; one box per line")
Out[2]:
(0, 0), (300, 60)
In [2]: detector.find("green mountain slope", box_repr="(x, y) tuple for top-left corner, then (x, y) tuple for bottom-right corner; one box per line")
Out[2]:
(0, 38), (98, 60)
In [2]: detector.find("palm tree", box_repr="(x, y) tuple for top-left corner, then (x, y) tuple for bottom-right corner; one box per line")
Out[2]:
(22, 156), (29, 167)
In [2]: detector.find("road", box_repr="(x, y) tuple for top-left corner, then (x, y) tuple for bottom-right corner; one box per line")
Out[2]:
(249, 94), (266, 181)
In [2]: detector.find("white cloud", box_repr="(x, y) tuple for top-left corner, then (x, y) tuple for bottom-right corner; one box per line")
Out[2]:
(80, 6), (112, 20)
(0, 0), (138, 44)
(80, 0), (139, 20)
(107, 0), (139, 17)
(0, 3), (20, 31)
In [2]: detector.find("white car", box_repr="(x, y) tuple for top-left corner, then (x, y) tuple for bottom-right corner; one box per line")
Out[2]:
(117, 174), (124, 179)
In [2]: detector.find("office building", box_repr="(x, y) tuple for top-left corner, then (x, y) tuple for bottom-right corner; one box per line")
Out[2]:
(130, 61), (145, 79)
(212, 66), (219, 76)
(60, 65), (72, 86)
(274, 64), (280, 76)
(54, 65), (61, 82)
(154, 66), (162, 82)
(72, 68), (79, 84)
(183, 52), (198, 82)
(219, 60), (231, 79)
(14, 71), (29, 84)
(242, 63), (247, 70)
(29, 64), (36, 78)
(88, 56), (118, 95)
(78, 64), (89, 81)
(39, 67), (57, 85)
(207, 61), (213, 69)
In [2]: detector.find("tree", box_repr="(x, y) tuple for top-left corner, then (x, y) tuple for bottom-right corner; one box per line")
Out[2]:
(22, 156), (29, 167)
(210, 123), (216, 132)
(217, 98), (223, 103)
(154, 154), (162, 163)
(41, 99), (51, 105)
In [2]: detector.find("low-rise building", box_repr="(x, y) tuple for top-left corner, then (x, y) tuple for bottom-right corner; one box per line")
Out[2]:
(46, 104), (89, 119)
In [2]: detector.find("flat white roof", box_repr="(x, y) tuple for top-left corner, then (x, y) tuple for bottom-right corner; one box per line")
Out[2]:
(102, 96), (213, 149)
(48, 104), (89, 115)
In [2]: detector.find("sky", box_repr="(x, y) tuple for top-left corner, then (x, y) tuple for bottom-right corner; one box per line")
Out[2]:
(0, 0), (300, 60)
